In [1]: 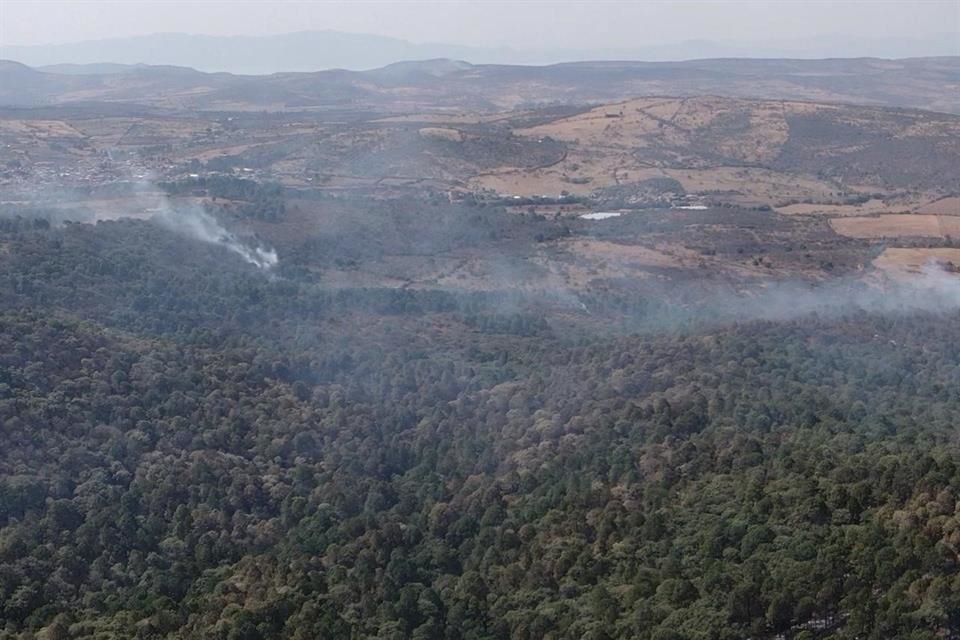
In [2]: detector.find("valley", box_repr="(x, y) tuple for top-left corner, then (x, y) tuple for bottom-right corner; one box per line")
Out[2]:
(1, 50), (960, 640)
(2, 73), (958, 303)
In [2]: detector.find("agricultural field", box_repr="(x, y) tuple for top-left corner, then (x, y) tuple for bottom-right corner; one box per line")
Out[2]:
(872, 247), (960, 277)
(830, 214), (960, 239)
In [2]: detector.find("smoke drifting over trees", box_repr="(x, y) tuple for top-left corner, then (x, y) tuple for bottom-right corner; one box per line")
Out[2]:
(152, 205), (278, 270)
(1, 50), (959, 637)
(0, 209), (959, 638)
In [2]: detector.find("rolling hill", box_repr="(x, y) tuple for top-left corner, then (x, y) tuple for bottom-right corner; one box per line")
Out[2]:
(1, 57), (959, 114)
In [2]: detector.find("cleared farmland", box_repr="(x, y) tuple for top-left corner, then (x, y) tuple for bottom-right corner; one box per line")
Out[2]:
(831, 215), (960, 239)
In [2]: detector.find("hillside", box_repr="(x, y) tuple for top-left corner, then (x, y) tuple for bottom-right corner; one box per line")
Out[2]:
(471, 96), (960, 202)
(1, 195), (959, 639)
(1, 92), (957, 294)
(3, 44), (960, 639)
(1, 57), (959, 114)
(3, 94), (956, 213)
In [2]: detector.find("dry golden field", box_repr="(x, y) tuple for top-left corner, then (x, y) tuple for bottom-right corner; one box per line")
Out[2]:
(873, 247), (960, 277)
(831, 215), (960, 239)
(915, 197), (960, 215)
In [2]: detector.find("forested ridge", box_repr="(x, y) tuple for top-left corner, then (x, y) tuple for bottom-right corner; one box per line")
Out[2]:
(0, 218), (959, 639)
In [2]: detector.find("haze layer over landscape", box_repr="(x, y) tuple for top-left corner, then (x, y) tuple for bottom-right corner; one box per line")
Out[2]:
(2, 2), (960, 639)
(2, 0), (958, 72)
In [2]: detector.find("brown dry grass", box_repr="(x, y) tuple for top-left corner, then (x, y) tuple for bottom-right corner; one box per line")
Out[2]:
(188, 143), (267, 161)
(470, 158), (664, 196)
(471, 159), (838, 203)
(0, 119), (85, 138)
(915, 196), (960, 215)
(831, 215), (960, 238)
(776, 198), (922, 217)
(563, 239), (690, 268)
(873, 247), (960, 277)
(529, 239), (689, 289)
(517, 98), (673, 146)
(470, 97), (898, 205)
(544, 238), (780, 287)
(515, 97), (790, 165)
(418, 127), (464, 142)
(666, 167), (837, 205)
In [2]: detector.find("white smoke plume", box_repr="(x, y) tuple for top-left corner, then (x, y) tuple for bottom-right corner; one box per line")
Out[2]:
(598, 258), (960, 334)
(151, 205), (278, 270)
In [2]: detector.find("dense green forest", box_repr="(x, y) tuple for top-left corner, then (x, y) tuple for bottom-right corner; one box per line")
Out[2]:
(0, 216), (958, 639)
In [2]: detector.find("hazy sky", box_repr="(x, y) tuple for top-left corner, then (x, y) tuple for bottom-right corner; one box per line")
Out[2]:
(0, 0), (957, 49)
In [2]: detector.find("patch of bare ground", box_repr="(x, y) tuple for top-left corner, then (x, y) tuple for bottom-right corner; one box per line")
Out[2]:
(471, 98), (895, 205)
(548, 238), (770, 286)
(468, 96), (960, 207)
(470, 160), (665, 197)
(0, 119), (86, 138)
(563, 239), (691, 268)
(471, 162), (838, 204)
(418, 127), (464, 142)
(426, 258), (563, 291)
(915, 196), (960, 215)
(776, 198), (920, 217)
(872, 248), (960, 278)
(665, 167), (838, 206)
(516, 98), (678, 146)
(187, 143), (269, 161)
(317, 269), (412, 289)
(42, 193), (196, 221)
(831, 215), (960, 239)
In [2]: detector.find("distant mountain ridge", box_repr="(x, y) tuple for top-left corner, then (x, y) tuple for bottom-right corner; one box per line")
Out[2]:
(2, 56), (959, 115)
(1, 31), (510, 75)
(1, 30), (958, 74)
(37, 62), (143, 75)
